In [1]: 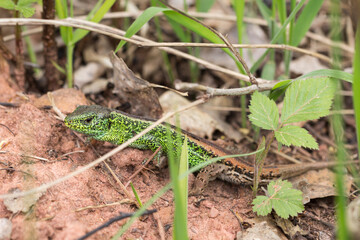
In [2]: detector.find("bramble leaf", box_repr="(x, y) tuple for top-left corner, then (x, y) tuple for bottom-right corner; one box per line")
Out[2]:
(252, 195), (272, 216)
(249, 91), (279, 130)
(0, 0), (15, 10)
(275, 125), (318, 149)
(1, 0), (38, 17)
(17, 0), (37, 6)
(281, 77), (335, 124)
(16, 6), (35, 17)
(252, 180), (304, 219)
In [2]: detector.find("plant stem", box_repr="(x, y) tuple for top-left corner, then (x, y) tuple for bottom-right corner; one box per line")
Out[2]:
(330, 0), (349, 238)
(252, 132), (275, 195)
(42, 0), (60, 90)
(66, 43), (74, 88)
(14, 0), (25, 89)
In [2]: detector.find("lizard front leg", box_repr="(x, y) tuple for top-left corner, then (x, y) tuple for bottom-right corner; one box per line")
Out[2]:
(190, 163), (228, 195)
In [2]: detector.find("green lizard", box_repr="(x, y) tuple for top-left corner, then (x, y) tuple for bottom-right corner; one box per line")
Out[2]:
(64, 105), (355, 193)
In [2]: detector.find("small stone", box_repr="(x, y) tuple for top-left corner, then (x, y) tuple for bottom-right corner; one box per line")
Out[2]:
(202, 200), (213, 209)
(209, 207), (219, 218)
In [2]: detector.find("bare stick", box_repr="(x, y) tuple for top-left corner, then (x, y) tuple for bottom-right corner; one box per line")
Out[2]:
(0, 18), (268, 84)
(175, 81), (277, 97)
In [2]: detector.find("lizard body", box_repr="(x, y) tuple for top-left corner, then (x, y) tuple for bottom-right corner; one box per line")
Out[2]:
(64, 105), (352, 192)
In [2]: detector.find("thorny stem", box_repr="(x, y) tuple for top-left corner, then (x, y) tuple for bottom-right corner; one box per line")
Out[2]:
(14, 0), (25, 89)
(252, 132), (275, 196)
(42, 0), (60, 90)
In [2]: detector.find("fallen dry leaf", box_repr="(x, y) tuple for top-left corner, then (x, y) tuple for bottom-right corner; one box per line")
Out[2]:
(160, 91), (242, 141)
(289, 168), (353, 204)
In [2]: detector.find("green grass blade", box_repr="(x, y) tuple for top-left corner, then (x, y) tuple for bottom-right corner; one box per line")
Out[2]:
(276, 0), (287, 45)
(166, 124), (188, 240)
(173, 136), (189, 240)
(276, 0), (289, 76)
(298, 69), (353, 83)
(255, 0), (272, 22)
(330, 0), (348, 238)
(251, 0), (307, 73)
(55, 0), (71, 44)
(55, 0), (67, 19)
(270, 69), (353, 100)
(130, 182), (143, 207)
(178, 136), (188, 203)
(261, 59), (275, 80)
(72, 0), (116, 44)
(233, 0), (245, 56)
(163, 10), (239, 64)
(233, 0), (248, 127)
(150, 0), (175, 83)
(115, 7), (239, 65)
(85, 0), (105, 21)
(353, 24), (360, 159)
(51, 60), (66, 74)
(24, 34), (41, 77)
(276, 0), (286, 25)
(291, 0), (324, 46)
(115, 6), (167, 51)
(196, 0), (216, 12)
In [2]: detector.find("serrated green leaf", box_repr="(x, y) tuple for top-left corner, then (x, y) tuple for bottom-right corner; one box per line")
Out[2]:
(275, 125), (318, 149)
(15, 0), (36, 17)
(256, 180), (304, 219)
(16, 6), (35, 17)
(249, 91), (279, 130)
(281, 77), (335, 124)
(267, 179), (291, 196)
(269, 180), (304, 218)
(252, 195), (272, 216)
(17, 0), (37, 6)
(272, 196), (304, 218)
(0, 0), (15, 10)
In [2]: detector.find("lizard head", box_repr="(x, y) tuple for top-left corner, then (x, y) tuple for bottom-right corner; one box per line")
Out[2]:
(64, 105), (112, 139)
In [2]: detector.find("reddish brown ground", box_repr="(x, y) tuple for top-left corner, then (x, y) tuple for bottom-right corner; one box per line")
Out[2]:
(0, 69), (346, 240)
(0, 78), (255, 239)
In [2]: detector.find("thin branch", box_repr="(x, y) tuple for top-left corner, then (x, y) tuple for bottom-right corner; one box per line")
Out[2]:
(3, 27), (332, 64)
(103, 11), (354, 55)
(175, 81), (277, 97)
(137, 42), (332, 63)
(0, 18), (268, 84)
(4, 10), (352, 55)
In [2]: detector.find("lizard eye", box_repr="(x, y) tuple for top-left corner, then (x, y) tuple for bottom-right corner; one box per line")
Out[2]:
(84, 117), (93, 125)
